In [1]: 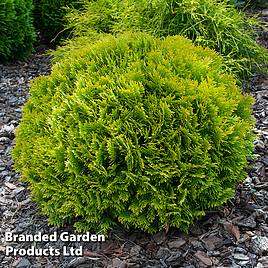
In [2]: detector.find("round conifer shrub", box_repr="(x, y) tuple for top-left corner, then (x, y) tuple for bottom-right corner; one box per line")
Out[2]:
(0, 0), (36, 61)
(13, 32), (255, 233)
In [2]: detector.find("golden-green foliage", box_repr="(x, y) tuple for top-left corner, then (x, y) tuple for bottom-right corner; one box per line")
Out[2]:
(66, 0), (268, 79)
(13, 32), (255, 233)
(0, 0), (36, 61)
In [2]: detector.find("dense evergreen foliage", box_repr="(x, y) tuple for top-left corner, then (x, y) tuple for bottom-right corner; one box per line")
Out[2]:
(66, 0), (268, 79)
(33, 0), (82, 42)
(0, 0), (35, 61)
(13, 33), (255, 233)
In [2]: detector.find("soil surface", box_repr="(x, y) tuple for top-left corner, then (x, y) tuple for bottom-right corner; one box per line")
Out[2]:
(0, 12), (268, 268)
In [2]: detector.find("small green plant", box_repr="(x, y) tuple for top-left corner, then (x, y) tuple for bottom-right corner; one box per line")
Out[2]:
(66, 0), (268, 79)
(13, 32), (255, 234)
(0, 0), (36, 61)
(33, 0), (82, 42)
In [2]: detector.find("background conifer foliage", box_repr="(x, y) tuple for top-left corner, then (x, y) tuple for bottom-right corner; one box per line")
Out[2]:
(65, 0), (268, 80)
(0, 0), (35, 61)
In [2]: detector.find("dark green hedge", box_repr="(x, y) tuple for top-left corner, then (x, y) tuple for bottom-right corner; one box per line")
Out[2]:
(0, 0), (36, 61)
(13, 32), (255, 233)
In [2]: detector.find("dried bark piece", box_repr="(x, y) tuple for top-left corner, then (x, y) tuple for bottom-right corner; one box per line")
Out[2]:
(194, 251), (213, 266)
(223, 222), (240, 241)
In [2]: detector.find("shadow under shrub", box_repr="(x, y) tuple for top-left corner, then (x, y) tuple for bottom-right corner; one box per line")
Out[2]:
(33, 0), (83, 42)
(231, 0), (268, 9)
(66, 0), (268, 80)
(13, 32), (255, 233)
(0, 0), (35, 62)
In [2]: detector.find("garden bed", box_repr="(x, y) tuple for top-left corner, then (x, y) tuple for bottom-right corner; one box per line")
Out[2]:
(0, 10), (268, 268)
